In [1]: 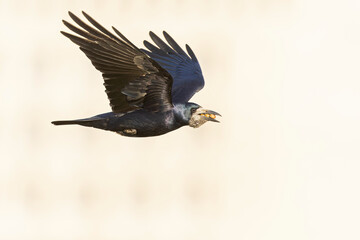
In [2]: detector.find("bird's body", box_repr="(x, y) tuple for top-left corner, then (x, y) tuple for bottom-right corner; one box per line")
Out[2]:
(52, 12), (220, 137)
(54, 103), (202, 137)
(106, 109), (178, 137)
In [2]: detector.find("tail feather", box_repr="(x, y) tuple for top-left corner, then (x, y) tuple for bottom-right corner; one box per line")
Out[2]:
(51, 117), (108, 129)
(52, 120), (85, 125)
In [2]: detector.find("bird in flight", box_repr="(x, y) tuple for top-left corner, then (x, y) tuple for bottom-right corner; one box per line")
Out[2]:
(52, 11), (221, 137)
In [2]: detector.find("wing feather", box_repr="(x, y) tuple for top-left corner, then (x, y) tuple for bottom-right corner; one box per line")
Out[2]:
(62, 12), (173, 113)
(142, 31), (204, 103)
(149, 31), (177, 55)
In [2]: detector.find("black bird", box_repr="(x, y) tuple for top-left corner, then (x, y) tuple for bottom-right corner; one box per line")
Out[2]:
(52, 11), (221, 137)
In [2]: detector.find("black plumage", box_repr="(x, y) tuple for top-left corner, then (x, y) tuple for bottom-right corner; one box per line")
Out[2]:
(52, 11), (221, 137)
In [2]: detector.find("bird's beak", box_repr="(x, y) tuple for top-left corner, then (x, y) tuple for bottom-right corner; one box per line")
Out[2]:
(198, 109), (222, 123)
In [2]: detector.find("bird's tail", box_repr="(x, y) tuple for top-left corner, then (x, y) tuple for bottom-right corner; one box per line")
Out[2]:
(52, 120), (85, 125)
(51, 117), (108, 129)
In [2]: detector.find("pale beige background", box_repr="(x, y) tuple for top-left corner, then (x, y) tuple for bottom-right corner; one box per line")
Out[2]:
(1, 0), (360, 239)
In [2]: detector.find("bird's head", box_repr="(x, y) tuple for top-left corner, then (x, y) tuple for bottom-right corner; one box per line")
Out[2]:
(177, 103), (221, 128)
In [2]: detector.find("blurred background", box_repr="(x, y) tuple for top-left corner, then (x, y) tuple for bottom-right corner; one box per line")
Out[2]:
(1, 0), (360, 239)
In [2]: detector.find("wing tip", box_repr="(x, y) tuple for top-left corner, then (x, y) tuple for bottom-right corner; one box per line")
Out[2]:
(82, 11), (94, 22)
(149, 31), (156, 38)
(68, 11), (75, 18)
(111, 26), (119, 33)
(185, 44), (198, 62)
(60, 30), (76, 38)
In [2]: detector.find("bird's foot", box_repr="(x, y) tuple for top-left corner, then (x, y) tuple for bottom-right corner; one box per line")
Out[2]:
(117, 129), (137, 136)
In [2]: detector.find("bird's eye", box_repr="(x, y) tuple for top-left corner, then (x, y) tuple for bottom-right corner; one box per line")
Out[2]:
(191, 108), (197, 114)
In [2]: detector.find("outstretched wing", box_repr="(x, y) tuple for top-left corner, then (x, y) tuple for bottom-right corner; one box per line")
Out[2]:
(142, 31), (204, 103)
(62, 11), (173, 113)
